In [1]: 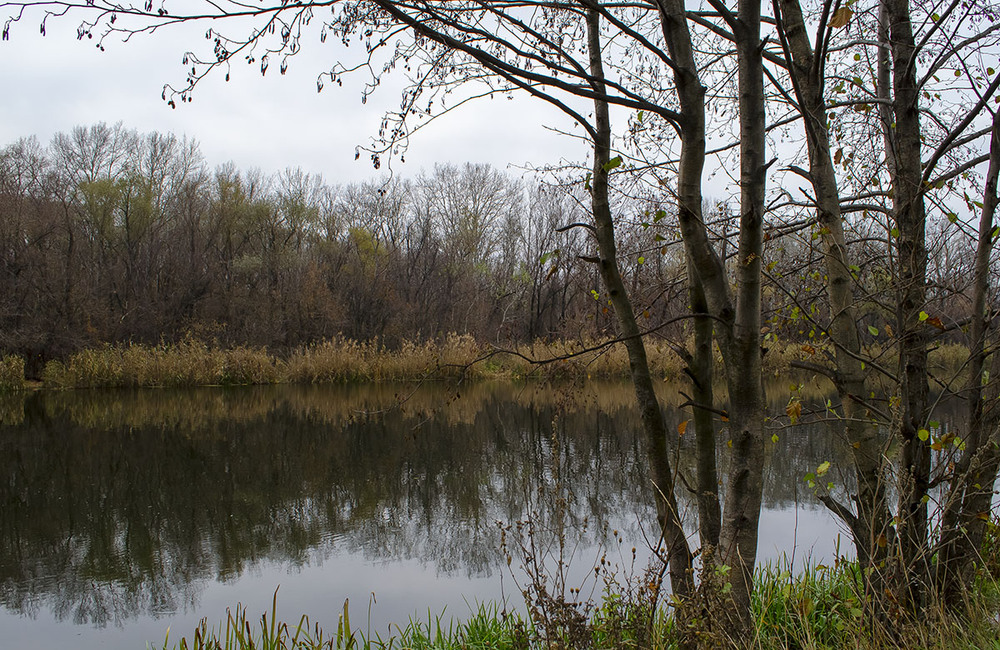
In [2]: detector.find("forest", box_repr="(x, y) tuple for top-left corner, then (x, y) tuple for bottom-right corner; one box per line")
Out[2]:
(0, 123), (982, 377)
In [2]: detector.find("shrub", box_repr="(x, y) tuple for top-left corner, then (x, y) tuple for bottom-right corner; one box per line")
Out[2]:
(0, 355), (26, 391)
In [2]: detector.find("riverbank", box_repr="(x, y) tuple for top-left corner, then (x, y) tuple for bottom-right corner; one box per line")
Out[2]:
(155, 551), (1000, 650)
(0, 336), (971, 391)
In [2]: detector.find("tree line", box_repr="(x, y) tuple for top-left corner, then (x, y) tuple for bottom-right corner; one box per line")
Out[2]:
(0, 123), (675, 373)
(2, 123), (981, 377)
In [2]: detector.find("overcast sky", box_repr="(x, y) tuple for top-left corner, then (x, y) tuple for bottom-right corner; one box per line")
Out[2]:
(0, 6), (590, 184)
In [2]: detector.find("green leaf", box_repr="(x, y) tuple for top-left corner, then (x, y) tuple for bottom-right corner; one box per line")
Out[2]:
(602, 156), (623, 172)
(867, 325), (879, 336)
(918, 428), (930, 442)
(637, 256), (645, 265)
(947, 212), (958, 223)
(890, 227), (900, 238)
(816, 461), (831, 477)
(919, 311), (929, 321)
(772, 433), (780, 443)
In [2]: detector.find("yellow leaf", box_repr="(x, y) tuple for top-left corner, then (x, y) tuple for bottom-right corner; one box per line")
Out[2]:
(816, 461), (831, 477)
(786, 399), (802, 424)
(678, 419), (690, 436)
(721, 415), (729, 422)
(828, 7), (853, 29)
(727, 439), (733, 448)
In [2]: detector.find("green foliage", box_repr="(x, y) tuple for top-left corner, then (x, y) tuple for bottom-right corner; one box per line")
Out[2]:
(157, 596), (530, 650)
(0, 355), (26, 392)
(152, 555), (1000, 650)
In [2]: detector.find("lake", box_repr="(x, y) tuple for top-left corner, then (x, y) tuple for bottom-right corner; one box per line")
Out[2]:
(0, 380), (860, 648)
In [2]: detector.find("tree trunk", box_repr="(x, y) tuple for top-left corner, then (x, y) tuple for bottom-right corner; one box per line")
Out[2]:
(655, 0), (721, 551)
(883, 0), (932, 612)
(659, 0), (768, 631)
(936, 108), (1000, 604)
(774, 0), (892, 600)
(584, 6), (694, 601)
(712, 0), (768, 629)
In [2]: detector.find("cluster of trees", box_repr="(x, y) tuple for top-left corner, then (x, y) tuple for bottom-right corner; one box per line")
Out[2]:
(1, 124), (690, 371)
(3, 0), (1000, 644)
(3, 123), (983, 375)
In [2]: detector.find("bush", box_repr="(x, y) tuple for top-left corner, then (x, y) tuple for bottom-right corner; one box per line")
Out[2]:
(0, 355), (26, 391)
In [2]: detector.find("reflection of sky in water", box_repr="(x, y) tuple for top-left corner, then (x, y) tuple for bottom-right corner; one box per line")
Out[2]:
(0, 509), (848, 650)
(0, 382), (895, 648)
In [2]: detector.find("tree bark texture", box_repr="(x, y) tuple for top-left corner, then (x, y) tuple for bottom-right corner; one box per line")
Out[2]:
(883, 0), (932, 612)
(654, 0), (721, 551)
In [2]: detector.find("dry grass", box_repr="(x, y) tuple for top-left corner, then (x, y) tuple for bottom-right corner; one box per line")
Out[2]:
(284, 333), (486, 383)
(41, 339), (281, 389)
(13, 337), (980, 393)
(494, 338), (685, 380)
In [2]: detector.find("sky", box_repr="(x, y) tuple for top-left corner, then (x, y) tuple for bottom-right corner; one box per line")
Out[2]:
(0, 5), (590, 185)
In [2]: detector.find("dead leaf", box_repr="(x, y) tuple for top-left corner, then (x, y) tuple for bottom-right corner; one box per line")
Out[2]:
(786, 400), (803, 424)
(926, 316), (946, 330)
(828, 6), (853, 28)
(678, 419), (689, 436)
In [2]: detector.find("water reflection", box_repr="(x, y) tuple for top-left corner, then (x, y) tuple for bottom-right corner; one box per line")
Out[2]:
(0, 381), (862, 643)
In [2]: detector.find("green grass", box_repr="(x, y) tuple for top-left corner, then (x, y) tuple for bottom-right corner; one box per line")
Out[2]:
(151, 595), (530, 650)
(152, 558), (1000, 650)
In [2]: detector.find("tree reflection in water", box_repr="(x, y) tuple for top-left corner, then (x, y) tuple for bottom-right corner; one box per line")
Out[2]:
(0, 381), (885, 642)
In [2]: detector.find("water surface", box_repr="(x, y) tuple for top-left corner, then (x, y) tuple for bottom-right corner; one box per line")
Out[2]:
(0, 381), (855, 648)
